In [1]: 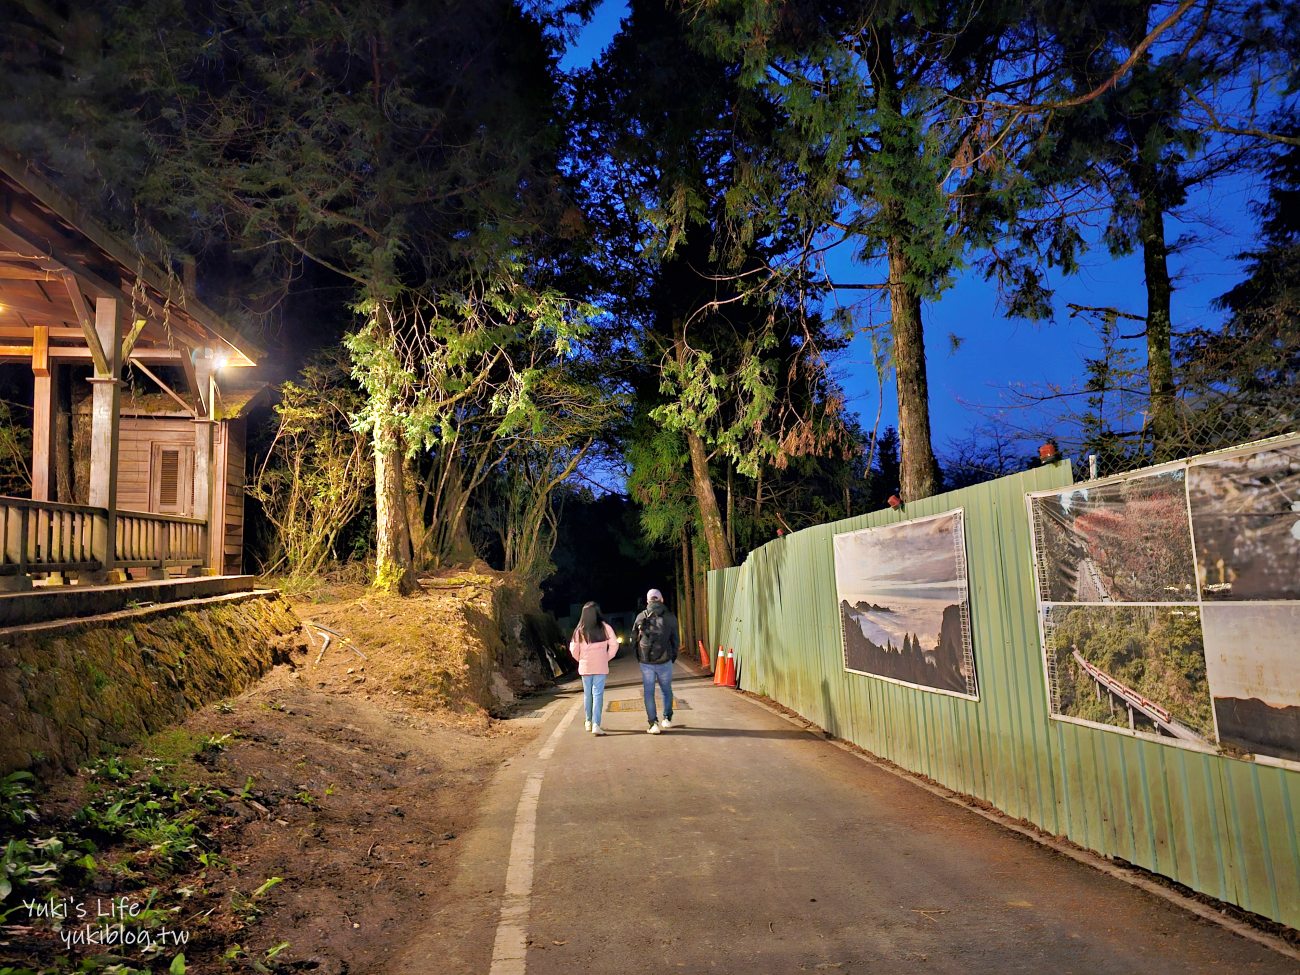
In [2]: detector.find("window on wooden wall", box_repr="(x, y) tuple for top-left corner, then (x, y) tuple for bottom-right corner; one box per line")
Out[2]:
(149, 443), (194, 516)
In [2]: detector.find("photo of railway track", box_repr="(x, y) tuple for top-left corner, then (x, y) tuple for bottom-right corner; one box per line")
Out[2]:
(1044, 604), (1214, 741)
(1031, 470), (1197, 604)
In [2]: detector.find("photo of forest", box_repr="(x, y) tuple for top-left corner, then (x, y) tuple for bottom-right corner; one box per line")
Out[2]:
(1202, 604), (1300, 762)
(834, 511), (977, 697)
(1188, 445), (1300, 601)
(1044, 605), (1214, 741)
(1031, 470), (1197, 603)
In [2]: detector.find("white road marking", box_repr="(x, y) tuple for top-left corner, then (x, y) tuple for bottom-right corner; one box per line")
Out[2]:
(488, 701), (579, 975)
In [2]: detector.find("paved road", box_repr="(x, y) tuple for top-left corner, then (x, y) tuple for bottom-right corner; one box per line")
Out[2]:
(394, 652), (1295, 975)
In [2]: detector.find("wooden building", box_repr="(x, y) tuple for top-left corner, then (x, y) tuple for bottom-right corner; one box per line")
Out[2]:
(0, 150), (265, 588)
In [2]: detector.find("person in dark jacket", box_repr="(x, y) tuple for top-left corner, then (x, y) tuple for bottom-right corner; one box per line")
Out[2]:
(631, 588), (679, 734)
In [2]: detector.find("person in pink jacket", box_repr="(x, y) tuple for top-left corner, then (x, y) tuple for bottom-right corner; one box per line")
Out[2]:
(569, 601), (619, 736)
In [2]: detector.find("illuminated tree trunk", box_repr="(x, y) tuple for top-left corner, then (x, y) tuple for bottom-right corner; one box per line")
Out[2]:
(687, 430), (733, 570)
(680, 532), (695, 654)
(373, 414), (417, 594)
(887, 242), (939, 501)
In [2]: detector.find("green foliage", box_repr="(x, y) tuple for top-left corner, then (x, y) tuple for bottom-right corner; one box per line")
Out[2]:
(251, 876), (284, 899)
(0, 402), (31, 498)
(344, 281), (602, 466)
(74, 762), (228, 879)
(572, 0), (859, 561)
(625, 426), (694, 546)
(0, 772), (38, 828)
(678, 0), (1080, 500)
(249, 350), (374, 581)
(4, 0), (608, 589)
(1176, 131), (1300, 451)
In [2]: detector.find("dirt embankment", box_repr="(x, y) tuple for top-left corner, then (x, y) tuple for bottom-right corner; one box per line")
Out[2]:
(0, 569), (559, 975)
(293, 567), (566, 726)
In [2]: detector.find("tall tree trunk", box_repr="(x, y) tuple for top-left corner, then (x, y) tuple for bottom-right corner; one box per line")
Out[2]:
(55, 365), (73, 503)
(680, 532), (695, 656)
(686, 430), (733, 569)
(887, 242), (939, 501)
(693, 535), (708, 663)
(867, 29), (939, 503)
(725, 461), (734, 560)
(673, 560), (683, 653)
(1135, 158), (1176, 459)
(404, 458), (434, 571)
(433, 452), (477, 568)
(373, 415), (416, 594)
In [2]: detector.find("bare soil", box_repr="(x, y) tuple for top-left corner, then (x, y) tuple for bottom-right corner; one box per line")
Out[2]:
(0, 575), (549, 974)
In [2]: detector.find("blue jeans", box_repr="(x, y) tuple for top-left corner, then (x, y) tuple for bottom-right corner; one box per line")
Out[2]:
(640, 661), (673, 724)
(581, 674), (607, 725)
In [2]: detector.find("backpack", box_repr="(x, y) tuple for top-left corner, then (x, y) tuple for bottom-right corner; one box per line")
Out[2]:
(636, 610), (673, 664)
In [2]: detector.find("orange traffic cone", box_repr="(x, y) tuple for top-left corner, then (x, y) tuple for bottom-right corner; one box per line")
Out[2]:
(698, 639), (711, 671)
(713, 646), (725, 685)
(722, 648), (737, 688)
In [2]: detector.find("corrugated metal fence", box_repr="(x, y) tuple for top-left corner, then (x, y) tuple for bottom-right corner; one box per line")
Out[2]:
(708, 462), (1300, 930)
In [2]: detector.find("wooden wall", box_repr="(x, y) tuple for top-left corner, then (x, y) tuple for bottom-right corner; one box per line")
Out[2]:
(118, 416), (194, 514)
(213, 419), (247, 574)
(73, 409), (249, 574)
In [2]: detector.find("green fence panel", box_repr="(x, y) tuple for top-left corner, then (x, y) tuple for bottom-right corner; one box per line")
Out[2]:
(708, 461), (1300, 929)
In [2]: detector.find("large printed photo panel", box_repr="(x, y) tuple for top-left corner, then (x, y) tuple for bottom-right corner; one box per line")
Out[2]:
(1042, 604), (1214, 743)
(1188, 445), (1300, 601)
(1029, 434), (1300, 768)
(833, 510), (977, 699)
(1029, 468), (1197, 604)
(1202, 603), (1300, 763)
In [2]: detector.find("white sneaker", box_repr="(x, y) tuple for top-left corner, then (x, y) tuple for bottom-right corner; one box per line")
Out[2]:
(647, 722), (661, 735)
(660, 716), (673, 730)
(592, 725), (606, 736)
(584, 719), (592, 732)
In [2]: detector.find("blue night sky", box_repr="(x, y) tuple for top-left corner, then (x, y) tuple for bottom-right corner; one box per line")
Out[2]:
(560, 2), (1270, 458)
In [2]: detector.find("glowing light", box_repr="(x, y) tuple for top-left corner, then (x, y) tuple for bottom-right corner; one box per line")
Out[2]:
(212, 352), (229, 370)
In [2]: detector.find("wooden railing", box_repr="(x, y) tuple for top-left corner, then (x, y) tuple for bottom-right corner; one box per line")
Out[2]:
(0, 497), (207, 585)
(116, 510), (208, 570)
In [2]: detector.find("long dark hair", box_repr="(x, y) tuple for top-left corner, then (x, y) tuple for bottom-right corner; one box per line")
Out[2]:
(577, 601), (605, 644)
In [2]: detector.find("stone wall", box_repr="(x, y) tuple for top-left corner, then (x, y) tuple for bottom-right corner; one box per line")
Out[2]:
(0, 592), (306, 774)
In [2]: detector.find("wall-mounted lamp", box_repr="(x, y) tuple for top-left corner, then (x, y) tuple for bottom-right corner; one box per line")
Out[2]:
(887, 494), (903, 509)
(212, 352), (229, 371)
(1038, 442), (1059, 462)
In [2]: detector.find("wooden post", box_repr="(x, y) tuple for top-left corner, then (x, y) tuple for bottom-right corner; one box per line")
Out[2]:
(30, 325), (58, 502)
(210, 420), (228, 574)
(88, 297), (122, 580)
(192, 351), (217, 575)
